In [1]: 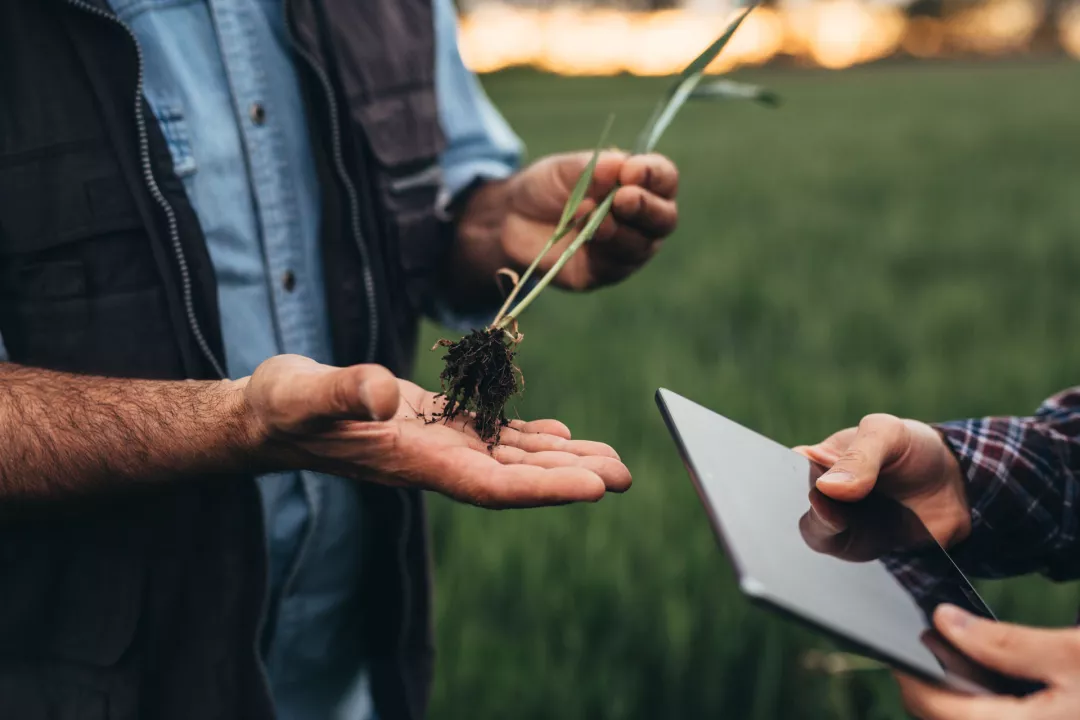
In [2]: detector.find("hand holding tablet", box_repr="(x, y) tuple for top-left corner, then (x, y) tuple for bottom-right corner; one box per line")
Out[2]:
(655, 388), (1043, 698)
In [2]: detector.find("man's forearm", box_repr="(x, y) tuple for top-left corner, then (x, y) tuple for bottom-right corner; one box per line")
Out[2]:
(0, 363), (261, 502)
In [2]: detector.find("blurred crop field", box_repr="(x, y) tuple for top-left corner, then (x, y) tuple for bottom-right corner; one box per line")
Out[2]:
(416, 60), (1080, 719)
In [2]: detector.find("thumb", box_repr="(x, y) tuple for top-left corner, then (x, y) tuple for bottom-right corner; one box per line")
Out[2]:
(933, 604), (1074, 684)
(815, 413), (908, 502)
(303, 363), (400, 422)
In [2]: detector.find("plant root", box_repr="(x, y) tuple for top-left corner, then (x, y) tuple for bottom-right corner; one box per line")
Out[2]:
(432, 328), (522, 448)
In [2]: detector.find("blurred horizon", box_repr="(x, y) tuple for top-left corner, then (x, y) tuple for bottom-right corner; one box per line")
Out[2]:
(454, 0), (1080, 74)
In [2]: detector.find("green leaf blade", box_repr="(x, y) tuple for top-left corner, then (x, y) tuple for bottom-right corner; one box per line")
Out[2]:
(556, 114), (614, 236)
(633, 1), (760, 154)
(500, 190), (617, 327)
(490, 115), (614, 328)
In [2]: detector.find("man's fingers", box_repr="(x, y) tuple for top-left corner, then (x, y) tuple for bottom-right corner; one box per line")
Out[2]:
(799, 443), (841, 468)
(500, 428), (622, 460)
(896, 673), (1029, 720)
(794, 427), (859, 465)
(591, 226), (660, 266)
(933, 605), (1079, 683)
(610, 185), (678, 239)
(618, 153), (679, 199)
(509, 417), (573, 440)
(559, 152), (679, 200)
(553, 151), (627, 200)
(815, 414), (908, 502)
(471, 463), (608, 508)
(807, 490), (849, 534)
(492, 447), (632, 493)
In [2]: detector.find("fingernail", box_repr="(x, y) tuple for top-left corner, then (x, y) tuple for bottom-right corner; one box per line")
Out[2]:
(819, 471), (855, 485)
(937, 604), (973, 632)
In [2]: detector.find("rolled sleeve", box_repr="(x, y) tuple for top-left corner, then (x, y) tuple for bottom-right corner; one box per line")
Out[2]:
(430, 0), (524, 330)
(434, 0), (522, 212)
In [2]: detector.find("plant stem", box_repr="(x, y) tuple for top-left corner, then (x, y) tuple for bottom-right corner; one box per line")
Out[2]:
(495, 189), (617, 330)
(491, 116), (615, 329)
(487, 6), (762, 333)
(490, 223), (573, 328)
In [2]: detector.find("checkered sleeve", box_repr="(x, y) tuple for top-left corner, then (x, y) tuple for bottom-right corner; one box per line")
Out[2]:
(934, 387), (1080, 581)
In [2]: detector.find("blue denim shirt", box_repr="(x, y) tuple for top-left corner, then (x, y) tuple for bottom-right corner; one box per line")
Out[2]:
(102, 1), (521, 717)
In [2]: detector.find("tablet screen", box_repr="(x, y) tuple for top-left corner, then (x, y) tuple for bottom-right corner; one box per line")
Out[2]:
(656, 388), (1039, 696)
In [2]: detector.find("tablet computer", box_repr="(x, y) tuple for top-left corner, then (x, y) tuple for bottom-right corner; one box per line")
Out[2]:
(656, 387), (1040, 697)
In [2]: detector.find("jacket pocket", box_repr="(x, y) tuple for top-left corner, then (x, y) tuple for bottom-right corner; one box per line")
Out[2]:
(147, 102), (197, 179)
(0, 496), (149, 669)
(0, 144), (186, 378)
(0, 667), (108, 720)
(350, 85), (449, 314)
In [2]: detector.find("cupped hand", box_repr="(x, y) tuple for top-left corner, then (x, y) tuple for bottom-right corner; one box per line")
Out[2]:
(794, 414), (971, 547)
(503, 150), (679, 289)
(898, 605), (1075, 719)
(241, 355), (632, 508)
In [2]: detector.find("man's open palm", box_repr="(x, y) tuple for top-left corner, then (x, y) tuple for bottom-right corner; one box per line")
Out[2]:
(243, 355), (631, 508)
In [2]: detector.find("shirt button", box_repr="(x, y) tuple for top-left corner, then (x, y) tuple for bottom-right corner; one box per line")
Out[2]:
(282, 270), (296, 292)
(250, 103), (266, 125)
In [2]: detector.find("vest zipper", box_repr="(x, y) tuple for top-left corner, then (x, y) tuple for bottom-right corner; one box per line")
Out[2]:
(283, 10), (380, 365)
(65, 0), (227, 380)
(62, 2), (271, 713)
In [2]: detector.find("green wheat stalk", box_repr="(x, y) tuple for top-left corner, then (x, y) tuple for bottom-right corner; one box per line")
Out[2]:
(492, 1), (773, 331)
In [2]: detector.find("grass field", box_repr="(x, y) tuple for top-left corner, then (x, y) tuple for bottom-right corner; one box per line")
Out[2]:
(416, 60), (1080, 719)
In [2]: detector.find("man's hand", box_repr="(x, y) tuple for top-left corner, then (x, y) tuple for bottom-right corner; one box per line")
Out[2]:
(0, 356), (628, 508)
(794, 414), (972, 547)
(450, 151), (678, 305)
(799, 487), (935, 563)
(897, 605), (1076, 719)
(243, 355), (631, 508)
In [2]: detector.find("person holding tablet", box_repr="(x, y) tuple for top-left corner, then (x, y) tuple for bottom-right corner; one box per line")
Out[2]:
(797, 387), (1080, 719)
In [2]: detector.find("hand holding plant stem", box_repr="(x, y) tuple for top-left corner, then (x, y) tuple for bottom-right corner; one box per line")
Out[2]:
(493, 1), (768, 331)
(435, 2), (777, 446)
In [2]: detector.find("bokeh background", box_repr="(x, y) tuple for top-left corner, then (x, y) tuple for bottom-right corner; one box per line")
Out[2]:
(419, 1), (1080, 717)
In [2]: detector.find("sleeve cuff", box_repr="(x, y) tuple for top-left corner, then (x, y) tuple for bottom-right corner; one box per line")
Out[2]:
(932, 420), (999, 576)
(436, 159), (517, 222)
(933, 417), (1074, 579)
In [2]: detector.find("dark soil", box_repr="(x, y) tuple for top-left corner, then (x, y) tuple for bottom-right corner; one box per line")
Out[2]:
(433, 328), (521, 448)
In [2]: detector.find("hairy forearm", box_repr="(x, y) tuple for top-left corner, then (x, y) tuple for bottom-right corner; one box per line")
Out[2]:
(0, 363), (262, 502)
(444, 179), (513, 310)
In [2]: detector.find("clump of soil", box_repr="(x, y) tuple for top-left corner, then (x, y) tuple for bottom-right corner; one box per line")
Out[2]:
(433, 328), (521, 448)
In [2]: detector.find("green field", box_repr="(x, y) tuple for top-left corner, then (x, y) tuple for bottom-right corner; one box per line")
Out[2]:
(417, 60), (1080, 719)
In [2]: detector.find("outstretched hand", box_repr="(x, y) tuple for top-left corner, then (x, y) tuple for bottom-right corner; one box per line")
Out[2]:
(242, 355), (631, 508)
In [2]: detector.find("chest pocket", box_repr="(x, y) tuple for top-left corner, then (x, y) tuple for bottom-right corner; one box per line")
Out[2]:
(0, 141), (185, 378)
(353, 87), (447, 316)
(148, 102), (197, 179)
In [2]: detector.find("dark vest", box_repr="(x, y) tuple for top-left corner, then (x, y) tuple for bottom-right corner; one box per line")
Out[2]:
(0, 1), (445, 718)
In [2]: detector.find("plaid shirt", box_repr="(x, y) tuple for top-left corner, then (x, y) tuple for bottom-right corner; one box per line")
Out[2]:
(937, 387), (1080, 581)
(879, 388), (1080, 611)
